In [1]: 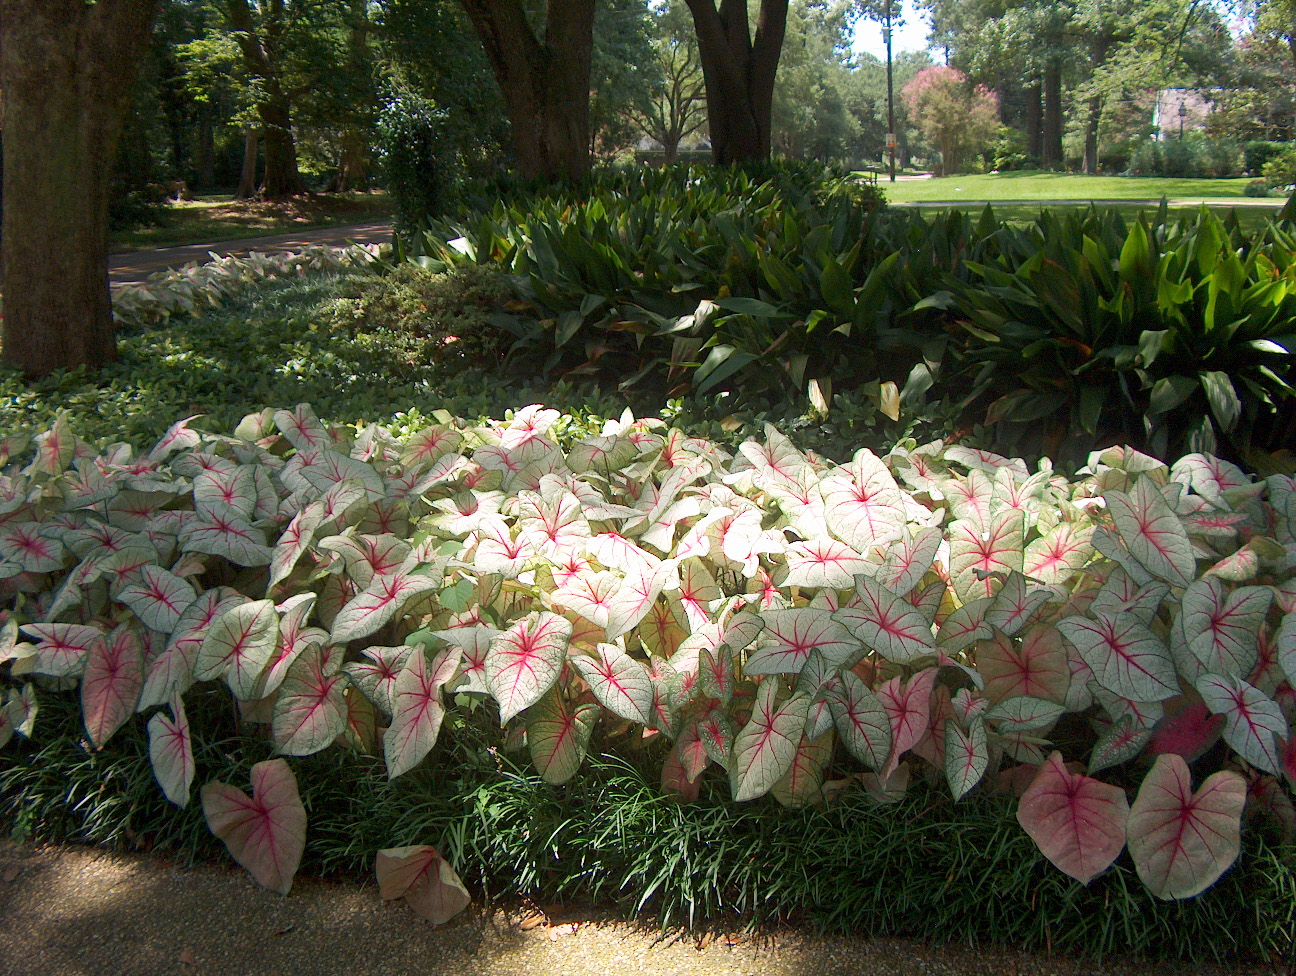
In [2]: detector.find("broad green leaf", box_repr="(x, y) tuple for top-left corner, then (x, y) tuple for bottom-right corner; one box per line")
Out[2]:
(202, 759), (306, 895)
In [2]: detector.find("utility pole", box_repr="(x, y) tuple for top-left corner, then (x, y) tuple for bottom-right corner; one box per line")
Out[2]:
(885, 0), (896, 182)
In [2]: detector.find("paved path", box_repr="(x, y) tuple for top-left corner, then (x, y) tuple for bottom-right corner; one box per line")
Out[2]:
(0, 841), (1263, 976)
(108, 221), (394, 285)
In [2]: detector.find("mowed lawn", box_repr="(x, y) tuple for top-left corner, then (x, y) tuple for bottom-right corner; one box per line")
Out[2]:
(867, 170), (1273, 203)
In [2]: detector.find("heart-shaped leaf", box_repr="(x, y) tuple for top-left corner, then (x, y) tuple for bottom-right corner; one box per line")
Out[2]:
(945, 717), (989, 800)
(147, 694), (194, 807)
(1196, 674), (1287, 774)
(833, 576), (936, 664)
(202, 759), (306, 895)
(877, 667), (937, 778)
(821, 448), (907, 552)
(331, 568), (441, 644)
(486, 612), (571, 723)
(118, 565), (196, 633)
(772, 731), (834, 808)
(1106, 475), (1195, 586)
(782, 539), (871, 590)
(375, 845), (471, 925)
(1017, 751), (1129, 885)
(1057, 612), (1178, 703)
(384, 646), (462, 778)
(1127, 753), (1245, 900)
(1180, 578), (1270, 678)
(82, 625), (144, 749)
(272, 645), (349, 757)
(948, 511), (1024, 602)
(730, 682), (810, 801)
(746, 607), (860, 674)
(829, 670), (892, 772)
(978, 625), (1070, 704)
(570, 644), (652, 724)
(194, 600), (279, 700)
(527, 687), (600, 785)
(139, 589), (247, 710)
(22, 622), (101, 678)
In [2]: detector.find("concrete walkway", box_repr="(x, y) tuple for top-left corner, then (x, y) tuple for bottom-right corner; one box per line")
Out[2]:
(108, 221), (394, 285)
(0, 841), (1264, 976)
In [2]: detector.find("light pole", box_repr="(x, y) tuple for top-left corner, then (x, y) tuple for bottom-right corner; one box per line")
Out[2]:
(885, 0), (895, 182)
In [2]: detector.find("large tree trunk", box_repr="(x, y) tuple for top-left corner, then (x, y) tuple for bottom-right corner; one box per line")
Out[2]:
(684, 0), (787, 165)
(1025, 82), (1042, 162)
(458, 0), (596, 180)
(236, 129), (260, 200)
(0, 0), (158, 378)
(1082, 94), (1102, 174)
(1041, 61), (1063, 170)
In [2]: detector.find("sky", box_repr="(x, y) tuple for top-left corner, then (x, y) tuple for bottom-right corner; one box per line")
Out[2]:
(850, 0), (933, 62)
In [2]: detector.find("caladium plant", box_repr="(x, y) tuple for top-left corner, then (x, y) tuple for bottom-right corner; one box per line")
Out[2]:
(0, 405), (1293, 909)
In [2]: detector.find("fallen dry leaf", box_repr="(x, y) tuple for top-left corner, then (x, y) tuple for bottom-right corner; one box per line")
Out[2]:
(178, 948), (197, 967)
(3, 864), (21, 883)
(518, 913), (547, 931)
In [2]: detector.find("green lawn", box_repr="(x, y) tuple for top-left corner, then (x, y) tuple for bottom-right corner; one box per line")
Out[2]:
(863, 170), (1277, 203)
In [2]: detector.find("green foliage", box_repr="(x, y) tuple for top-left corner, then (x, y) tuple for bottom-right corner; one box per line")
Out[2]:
(1129, 135), (1243, 179)
(1264, 145), (1296, 190)
(1245, 140), (1293, 177)
(376, 86), (467, 236)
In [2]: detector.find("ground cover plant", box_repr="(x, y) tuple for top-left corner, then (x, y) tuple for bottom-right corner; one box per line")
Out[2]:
(0, 400), (1293, 960)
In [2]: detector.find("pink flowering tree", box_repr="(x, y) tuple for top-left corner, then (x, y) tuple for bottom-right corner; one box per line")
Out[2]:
(901, 67), (1000, 176)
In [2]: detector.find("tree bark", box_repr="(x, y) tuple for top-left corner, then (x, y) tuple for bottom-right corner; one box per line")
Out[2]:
(1025, 82), (1042, 162)
(457, 0), (596, 180)
(1042, 61), (1063, 170)
(683, 0), (788, 165)
(0, 0), (158, 378)
(259, 91), (304, 198)
(1082, 93), (1101, 174)
(237, 129), (260, 200)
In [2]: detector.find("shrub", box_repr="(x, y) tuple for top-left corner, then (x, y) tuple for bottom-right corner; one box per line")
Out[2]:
(901, 67), (1000, 177)
(1245, 140), (1291, 176)
(1263, 145), (1296, 190)
(1245, 178), (1273, 198)
(375, 85), (466, 238)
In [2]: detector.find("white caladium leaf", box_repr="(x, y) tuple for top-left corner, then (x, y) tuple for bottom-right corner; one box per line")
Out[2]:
(429, 626), (500, 695)
(472, 515), (534, 579)
(943, 469), (994, 531)
(1128, 754), (1245, 900)
(1170, 454), (1251, 505)
(180, 510), (272, 567)
(948, 511), (1024, 603)
(984, 572), (1052, 638)
(375, 845), (471, 926)
(821, 448), (907, 553)
(402, 424), (463, 468)
(984, 695), (1066, 733)
(146, 415), (203, 463)
(764, 468), (829, 541)
(330, 567), (441, 644)
(699, 644), (736, 707)
(486, 612), (571, 723)
(833, 576), (936, 664)
(567, 433), (640, 475)
(697, 708), (735, 766)
(746, 607), (860, 674)
(384, 646), (462, 778)
(570, 643), (652, 724)
(139, 588), (247, 709)
(936, 596), (995, 653)
(343, 645), (414, 714)
(147, 694), (194, 807)
(517, 489), (591, 558)
(193, 466), (258, 520)
(781, 539), (871, 590)
(320, 533), (412, 590)
(1022, 522), (1093, 587)
(672, 557), (721, 631)
(82, 625), (144, 749)
(267, 502), (326, 591)
(1090, 576), (1170, 626)
(1057, 612), (1178, 703)
(202, 759), (306, 895)
(1180, 578), (1271, 679)
(1017, 751), (1129, 885)
(829, 670), (892, 772)
(1280, 610), (1296, 689)
(875, 526), (943, 597)
(275, 403), (332, 451)
(730, 682), (810, 801)
(259, 594), (326, 698)
(22, 622), (102, 678)
(194, 600), (280, 700)
(527, 687), (600, 785)
(272, 645), (349, 757)
(1196, 674), (1287, 773)
(772, 731), (835, 809)
(0, 522), (66, 573)
(117, 565), (196, 633)
(1106, 475), (1196, 586)
(737, 425), (810, 489)
(944, 717), (988, 800)
(1089, 716), (1153, 774)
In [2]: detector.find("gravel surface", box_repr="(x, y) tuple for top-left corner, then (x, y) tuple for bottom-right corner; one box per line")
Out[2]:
(0, 840), (1267, 976)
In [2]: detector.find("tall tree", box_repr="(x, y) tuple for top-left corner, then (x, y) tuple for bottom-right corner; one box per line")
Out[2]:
(683, 0), (790, 163)
(631, 0), (708, 162)
(1, 0), (159, 377)
(456, 0), (598, 179)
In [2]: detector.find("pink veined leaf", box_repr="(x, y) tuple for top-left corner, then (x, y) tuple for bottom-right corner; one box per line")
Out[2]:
(138, 589), (246, 709)
(117, 564), (196, 633)
(180, 510), (272, 567)
(202, 759), (306, 895)
(738, 426), (810, 489)
(943, 469), (993, 530)
(936, 596), (995, 653)
(833, 575), (936, 664)
(401, 424), (464, 468)
(605, 563), (671, 640)
(1057, 611), (1178, 703)
(527, 687), (600, 785)
(375, 845), (471, 925)
(948, 511), (1025, 602)
(343, 645), (414, 714)
(260, 594), (327, 698)
(1196, 674), (1287, 774)
(772, 731), (835, 809)
(1106, 476), (1196, 586)
(673, 557), (722, 631)
(486, 612), (571, 724)
(820, 447), (908, 552)
(1282, 735), (1296, 792)
(82, 625), (144, 749)
(1182, 509), (1248, 538)
(321, 533), (412, 590)
(472, 515), (534, 579)
(977, 625), (1071, 705)
(22, 622), (102, 678)
(1089, 716), (1153, 775)
(676, 720), (711, 783)
(945, 445), (1029, 479)
(330, 568), (440, 644)
(272, 645), (349, 757)
(1127, 753), (1246, 900)
(1180, 578), (1270, 679)
(944, 718), (989, 800)
(268, 502), (325, 590)
(1022, 523), (1094, 588)
(585, 532), (659, 578)
(984, 695), (1066, 734)
(342, 686), (379, 755)
(383, 645), (462, 779)
(828, 670), (892, 773)
(194, 600), (280, 700)
(147, 694), (194, 807)
(1147, 696), (1225, 764)
(146, 415), (202, 463)
(0, 522), (66, 573)
(551, 572), (624, 634)
(875, 526), (943, 598)
(730, 682), (811, 802)
(697, 709), (735, 766)
(661, 740), (701, 802)
(429, 626), (500, 695)
(984, 572), (1052, 639)
(1170, 453), (1251, 504)
(193, 466), (258, 520)
(746, 608), (860, 675)
(273, 403), (332, 452)
(1270, 607), (1294, 690)
(516, 489), (590, 557)
(569, 643), (652, 725)
(781, 539), (871, 590)
(1091, 576), (1170, 626)
(1016, 751), (1130, 885)
(877, 667), (937, 778)
(699, 644), (735, 706)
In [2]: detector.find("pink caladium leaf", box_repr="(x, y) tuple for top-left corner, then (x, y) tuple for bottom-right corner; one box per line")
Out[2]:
(180, 510), (272, 567)
(343, 645), (414, 715)
(977, 625), (1071, 705)
(676, 720), (711, 783)
(948, 511), (1024, 603)
(746, 608), (860, 674)
(202, 759), (306, 895)
(375, 845), (471, 925)
(1147, 696), (1225, 764)
(117, 564), (196, 633)
(1016, 751), (1130, 885)
(194, 600), (280, 700)
(139, 588), (247, 709)
(781, 539), (871, 590)
(984, 573), (1052, 639)
(1022, 523), (1094, 588)
(828, 670), (892, 773)
(272, 645), (349, 757)
(267, 502), (325, 591)
(1180, 578), (1270, 679)
(730, 682), (811, 801)
(772, 731), (834, 809)
(1057, 611), (1178, 703)
(697, 708), (734, 766)
(833, 576), (936, 664)
(1127, 753), (1246, 900)
(22, 622), (102, 678)
(0, 522), (66, 573)
(330, 568), (441, 644)
(147, 694), (194, 807)
(527, 687), (600, 785)
(700, 644), (736, 706)
(875, 526), (943, 598)
(1088, 716), (1153, 775)
(1196, 674), (1287, 774)
(821, 448), (907, 552)
(936, 596), (995, 653)
(429, 626), (500, 695)
(384, 646), (462, 779)
(486, 612), (571, 723)
(944, 717), (989, 800)
(1106, 475), (1196, 586)
(877, 667), (937, 778)
(259, 594), (327, 698)
(82, 625), (144, 749)
(570, 643), (652, 725)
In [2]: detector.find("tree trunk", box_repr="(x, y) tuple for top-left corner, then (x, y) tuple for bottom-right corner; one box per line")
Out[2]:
(684, 0), (788, 165)
(1082, 94), (1101, 174)
(0, 0), (158, 378)
(1042, 61), (1063, 170)
(236, 129), (260, 200)
(259, 92), (304, 199)
(334, 131), (368, 192)
(457, 0), (596, 180)
(1025, 82), (1042, 162)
